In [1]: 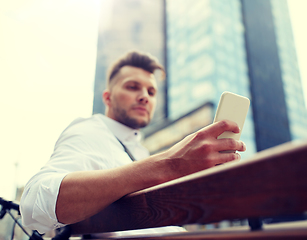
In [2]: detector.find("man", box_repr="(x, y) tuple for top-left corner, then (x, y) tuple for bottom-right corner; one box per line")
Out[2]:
(20, 51), (246, 234)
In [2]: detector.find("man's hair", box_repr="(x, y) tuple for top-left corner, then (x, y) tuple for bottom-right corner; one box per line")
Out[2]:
(107, 51), (164, 88)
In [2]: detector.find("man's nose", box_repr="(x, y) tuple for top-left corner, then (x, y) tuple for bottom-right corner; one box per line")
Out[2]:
(137, 88), (149, 104)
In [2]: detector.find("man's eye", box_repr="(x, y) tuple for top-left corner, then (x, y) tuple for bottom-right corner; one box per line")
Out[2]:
(127, 85), (137, 90)
(148, 90), (156, 96)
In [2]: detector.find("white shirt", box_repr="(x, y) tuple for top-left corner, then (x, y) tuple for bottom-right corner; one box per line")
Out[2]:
(20, 114), (149, 233)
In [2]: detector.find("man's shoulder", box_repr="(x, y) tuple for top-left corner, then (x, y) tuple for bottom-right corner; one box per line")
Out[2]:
(62, 114), (110, 137)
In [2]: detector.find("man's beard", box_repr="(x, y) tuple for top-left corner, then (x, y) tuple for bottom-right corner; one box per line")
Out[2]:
(113, 106), (149, 129)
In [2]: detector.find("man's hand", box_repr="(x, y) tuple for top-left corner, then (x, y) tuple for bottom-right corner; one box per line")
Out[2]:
(163, 120), (246, 178)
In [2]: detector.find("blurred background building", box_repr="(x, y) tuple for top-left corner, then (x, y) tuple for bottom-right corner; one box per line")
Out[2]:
(93, 0), (307, 159)
(242, 0), (307, 152)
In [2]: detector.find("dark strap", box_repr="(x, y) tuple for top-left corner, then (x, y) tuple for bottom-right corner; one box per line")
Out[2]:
(79, 139), (135, 239)
(52, 226), (71, 240)
(116, 138), (136, 162)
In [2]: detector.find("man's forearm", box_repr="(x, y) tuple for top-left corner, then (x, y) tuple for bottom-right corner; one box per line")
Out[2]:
(55, 152), (170, 225)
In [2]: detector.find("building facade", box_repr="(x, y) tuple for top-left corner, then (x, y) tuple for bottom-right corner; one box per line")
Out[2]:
(271, 0), (307, 141)
(242, 0), (307, 151)
(93, 0), (307, 158)
(165, 0), (256, 159)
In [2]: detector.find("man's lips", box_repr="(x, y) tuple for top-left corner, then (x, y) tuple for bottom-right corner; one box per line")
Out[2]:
(132, 106), (148, 114)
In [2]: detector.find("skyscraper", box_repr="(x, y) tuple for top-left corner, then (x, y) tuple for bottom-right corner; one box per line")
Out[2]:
(163, 0), (306, 156)
(242, 0), (307, 151)
(165, 0), (256, 158)
(271, 0), (307, 141)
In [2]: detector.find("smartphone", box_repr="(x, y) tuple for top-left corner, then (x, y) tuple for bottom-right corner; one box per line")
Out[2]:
(213, 91), (250, 141)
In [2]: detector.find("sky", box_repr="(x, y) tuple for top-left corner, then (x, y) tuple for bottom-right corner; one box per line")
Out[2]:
(0, 0), (101, 199)
(0, 0), (307, 200)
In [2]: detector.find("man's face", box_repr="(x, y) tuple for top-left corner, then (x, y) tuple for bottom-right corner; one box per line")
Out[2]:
(104, 66), (158, 129)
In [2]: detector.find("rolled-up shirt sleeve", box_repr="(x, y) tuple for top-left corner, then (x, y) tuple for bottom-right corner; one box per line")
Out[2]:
(20, 117), (120, 233)
(21, 172), (68, 233)
(20, 115), (138, 233)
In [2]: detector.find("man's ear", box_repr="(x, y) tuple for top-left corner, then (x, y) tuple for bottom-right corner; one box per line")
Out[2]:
(102, 90), (111, 107)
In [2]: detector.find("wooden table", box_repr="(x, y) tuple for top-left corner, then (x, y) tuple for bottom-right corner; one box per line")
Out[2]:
(71, 140), (307, 239)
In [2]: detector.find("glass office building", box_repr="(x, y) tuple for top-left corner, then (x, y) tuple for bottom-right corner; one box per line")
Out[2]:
(164, 0), (307, 156)
(271, 0), (307, 140)
(242, 0), (307, 151)
(166, 0), (256, 159)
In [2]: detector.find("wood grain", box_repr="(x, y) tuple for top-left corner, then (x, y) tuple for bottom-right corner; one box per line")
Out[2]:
(93, 221), (307, 239)
(71, 141), (307, 234)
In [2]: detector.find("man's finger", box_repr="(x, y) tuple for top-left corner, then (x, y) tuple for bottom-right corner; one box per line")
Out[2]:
(216, 138), (246, 152)
(201, 120), (240, 139)
(212, 152), (241, 166)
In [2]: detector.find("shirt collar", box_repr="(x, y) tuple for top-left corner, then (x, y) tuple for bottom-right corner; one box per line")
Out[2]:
(98, 114), (142, 142)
